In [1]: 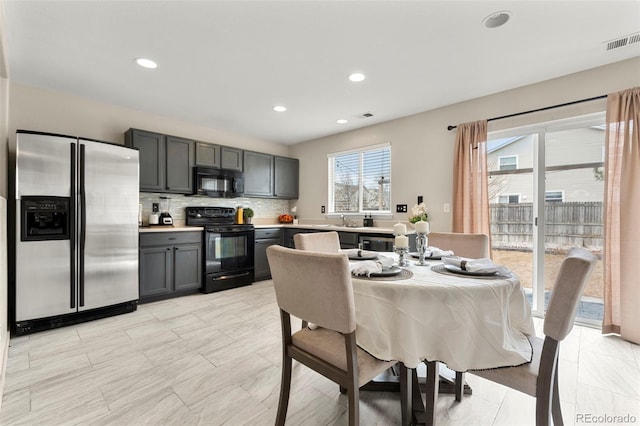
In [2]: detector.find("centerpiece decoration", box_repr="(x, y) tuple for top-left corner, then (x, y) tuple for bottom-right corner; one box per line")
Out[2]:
(393, 223), (409, 266)
(408, 202), (429, 224)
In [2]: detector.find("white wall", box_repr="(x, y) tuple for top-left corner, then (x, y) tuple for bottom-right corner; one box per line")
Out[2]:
(290, 57), (640, 233)
(8, 82), (289, 157)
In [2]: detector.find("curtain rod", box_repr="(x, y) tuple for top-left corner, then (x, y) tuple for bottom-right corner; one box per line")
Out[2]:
(446, 94), (607, 131)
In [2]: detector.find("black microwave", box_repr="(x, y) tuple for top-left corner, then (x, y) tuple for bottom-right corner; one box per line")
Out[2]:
(193, 167), (244, 198)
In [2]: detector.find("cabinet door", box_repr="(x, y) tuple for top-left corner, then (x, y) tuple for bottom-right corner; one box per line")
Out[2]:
(126, 129), (165, 192)
(221, 146), (243, 171)
(139, 246), (172, 297)
(274, 156), (299, 199)
(173, 243), (202, 291)
(165, 136), (195, 193)
(244, 151), (274, 197)
(254, 238), (281, 280)
(196, 142), (220, 168)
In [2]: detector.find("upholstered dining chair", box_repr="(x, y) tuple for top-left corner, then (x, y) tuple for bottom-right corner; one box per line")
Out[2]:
(293, 230), (341, 253)
(266, 245), (398, 426)
(427, 232), (490, 259)
(468, 247), (596, 426)
(426, 231), (490, 400)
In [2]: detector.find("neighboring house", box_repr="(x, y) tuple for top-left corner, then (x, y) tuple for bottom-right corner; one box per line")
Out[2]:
(487, 126), (605, 204)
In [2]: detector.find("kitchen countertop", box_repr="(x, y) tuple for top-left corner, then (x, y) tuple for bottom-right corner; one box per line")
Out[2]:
(139, 224), (410, 235)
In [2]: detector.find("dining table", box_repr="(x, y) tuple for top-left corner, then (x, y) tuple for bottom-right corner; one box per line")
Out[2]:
(347, 252), (535, 426)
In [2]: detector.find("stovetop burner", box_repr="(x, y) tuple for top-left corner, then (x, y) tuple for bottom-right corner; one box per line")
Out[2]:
(185, 206), (254, 230)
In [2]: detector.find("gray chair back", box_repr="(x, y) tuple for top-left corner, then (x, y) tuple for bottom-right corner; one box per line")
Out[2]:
(428, 232), (489, 258)
(267, 245), (356, 334)
(543, 247), (597, 341)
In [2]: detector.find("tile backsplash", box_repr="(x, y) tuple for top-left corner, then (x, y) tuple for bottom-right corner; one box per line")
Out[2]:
(139, 193), (291, 226)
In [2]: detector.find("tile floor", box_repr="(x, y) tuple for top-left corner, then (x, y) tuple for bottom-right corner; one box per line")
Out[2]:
(1, 280), (639, 425)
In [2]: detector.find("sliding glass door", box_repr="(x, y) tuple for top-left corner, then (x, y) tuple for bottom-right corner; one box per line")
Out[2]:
(488, 113), (604, 325)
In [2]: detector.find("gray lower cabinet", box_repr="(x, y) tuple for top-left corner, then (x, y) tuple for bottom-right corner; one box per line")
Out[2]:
(338, 232), (359, 249)
(139, 231), (202, 302)
(254, 228), (283, 281)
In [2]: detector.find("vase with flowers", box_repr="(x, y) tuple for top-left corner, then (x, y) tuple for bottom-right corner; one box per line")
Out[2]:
(408, 202), (429, 224)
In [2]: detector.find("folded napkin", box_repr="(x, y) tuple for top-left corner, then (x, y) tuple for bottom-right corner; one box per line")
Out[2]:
(441, 256), (510, 275)
(343, 248), (377, 258)
(425, 246), (454, 257)
(350, 255), (394, 276)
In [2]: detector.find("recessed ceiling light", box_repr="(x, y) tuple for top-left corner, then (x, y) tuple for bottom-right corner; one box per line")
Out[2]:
(135, 58), (158, 69)
(273, 105), (287, 112)
(348, 73), (366, 82)
(482, 11), (511, 28)
(336, 119), (348, 124)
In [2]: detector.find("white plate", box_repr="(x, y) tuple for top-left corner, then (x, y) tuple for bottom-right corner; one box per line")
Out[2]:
(369, 266), (402, 277)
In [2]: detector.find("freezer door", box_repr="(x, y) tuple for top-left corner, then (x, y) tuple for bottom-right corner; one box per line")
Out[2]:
(79, 140), (139, 310)
(15, 133), (77, 321)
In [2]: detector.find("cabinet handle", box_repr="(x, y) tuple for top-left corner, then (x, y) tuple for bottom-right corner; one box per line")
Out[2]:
(166, 248), (171, 251)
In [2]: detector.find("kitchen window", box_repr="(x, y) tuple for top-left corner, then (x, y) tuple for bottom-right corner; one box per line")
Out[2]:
(328, 143), (391, 213)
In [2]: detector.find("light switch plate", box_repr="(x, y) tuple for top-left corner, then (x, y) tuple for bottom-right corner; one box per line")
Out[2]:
(443, 203), (450, 213)
(396, 204), (408, 213)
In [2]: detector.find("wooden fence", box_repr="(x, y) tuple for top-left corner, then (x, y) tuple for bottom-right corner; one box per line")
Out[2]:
(490, 202), (603, 250)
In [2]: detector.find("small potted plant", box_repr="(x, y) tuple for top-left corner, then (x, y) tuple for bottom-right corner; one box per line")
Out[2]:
(243, 207), (254, 224)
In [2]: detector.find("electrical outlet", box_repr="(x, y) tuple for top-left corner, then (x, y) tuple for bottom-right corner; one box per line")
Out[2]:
(396, 204), (407, 213)
(321, 205), (326, 213)
(152, 203), (159, 212)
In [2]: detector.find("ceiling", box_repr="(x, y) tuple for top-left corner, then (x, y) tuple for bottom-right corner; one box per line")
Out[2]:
(3, 1), (640, 145)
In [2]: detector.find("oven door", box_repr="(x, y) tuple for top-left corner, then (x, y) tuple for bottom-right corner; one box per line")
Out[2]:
(204, 227), (255, 274)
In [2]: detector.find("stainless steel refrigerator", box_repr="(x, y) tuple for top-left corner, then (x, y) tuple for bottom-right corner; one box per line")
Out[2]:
(13, 130), (139, 335)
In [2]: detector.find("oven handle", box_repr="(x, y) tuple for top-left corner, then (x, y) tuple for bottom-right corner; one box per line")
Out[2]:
(206, 228), (254, 235)
(213, 271), (252, 280)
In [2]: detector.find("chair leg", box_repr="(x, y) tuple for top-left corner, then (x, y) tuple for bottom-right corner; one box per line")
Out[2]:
(551, 363), (563, 426)
(275, 354), (292, 426)
(455, 372), (464, 402)
(425, 361), (440, 426)
(348, 386), (359, 426)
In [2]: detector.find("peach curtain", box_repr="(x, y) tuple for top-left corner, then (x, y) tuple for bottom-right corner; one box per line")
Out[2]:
(452, 120), (491, 239)
(602, 87), (640, 344)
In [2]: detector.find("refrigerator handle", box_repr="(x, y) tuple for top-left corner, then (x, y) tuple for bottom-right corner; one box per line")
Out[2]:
(79, 143), (86, 307)
(70, 143), (76, 309)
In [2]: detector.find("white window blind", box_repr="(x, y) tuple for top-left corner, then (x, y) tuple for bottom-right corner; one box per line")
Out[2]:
(328, 144), (391, 213)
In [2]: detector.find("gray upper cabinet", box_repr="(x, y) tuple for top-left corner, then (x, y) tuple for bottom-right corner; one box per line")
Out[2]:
(221, 146), (243, 171)
(274, 156), (299, 199)
(195, 142), (220, 168)
(125, 128), (194, 194)
(125, 129), (165, 191)
(244, 151), (274, 197)
(165, 136), (195, 193)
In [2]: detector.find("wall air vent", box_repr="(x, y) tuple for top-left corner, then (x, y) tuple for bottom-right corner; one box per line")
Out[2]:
(604, 31), (640, 51)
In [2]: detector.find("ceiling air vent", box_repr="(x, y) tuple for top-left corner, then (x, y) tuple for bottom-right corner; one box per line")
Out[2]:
(354, 112), (375, 119)
(604, 31), (640, 51)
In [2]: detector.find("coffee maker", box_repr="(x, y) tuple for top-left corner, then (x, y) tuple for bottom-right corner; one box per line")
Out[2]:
(159, 196), (173, 226)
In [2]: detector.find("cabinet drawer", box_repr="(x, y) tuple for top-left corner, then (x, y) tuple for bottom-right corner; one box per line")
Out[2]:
(140, 231), (202, 247)
(255, 228), (283, 240)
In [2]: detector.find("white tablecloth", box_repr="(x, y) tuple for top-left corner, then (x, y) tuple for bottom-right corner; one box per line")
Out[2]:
(351, 255), (535, 371)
